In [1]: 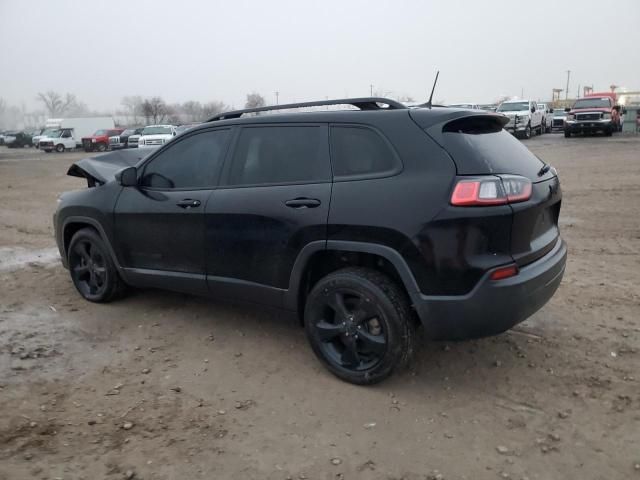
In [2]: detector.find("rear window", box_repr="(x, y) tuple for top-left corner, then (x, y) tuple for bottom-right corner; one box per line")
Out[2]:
(329, 126), (400, 179)
(441, 118), (545, 179)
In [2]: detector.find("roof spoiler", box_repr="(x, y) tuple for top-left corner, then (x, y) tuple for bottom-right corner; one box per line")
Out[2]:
(206, 97), (407, 122)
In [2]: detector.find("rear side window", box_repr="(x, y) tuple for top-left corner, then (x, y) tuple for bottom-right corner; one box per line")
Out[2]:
(140, 129), (230, 189)
(225, 126), (330, 186)
(330, 126), (399, 179)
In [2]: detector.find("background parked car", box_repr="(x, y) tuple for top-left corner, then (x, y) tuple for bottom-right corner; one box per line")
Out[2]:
(479, 104), (497, 112)
(448, 103), (481, 109)
(82, 128), (125, 152)
(109, 127), (144, 150)
(4, 130), (33, 148)
(39, 128), (77, 152)
(552, 107), (567, 131)
(537, 103), (554, 133)
(175, 124), (200, 136)
(138, 125), (177, 149)
(496, 99), (544, 139)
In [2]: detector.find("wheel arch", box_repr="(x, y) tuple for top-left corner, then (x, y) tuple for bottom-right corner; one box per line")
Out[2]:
(285, 240), (421, 322)
(62, 216), (121, 269)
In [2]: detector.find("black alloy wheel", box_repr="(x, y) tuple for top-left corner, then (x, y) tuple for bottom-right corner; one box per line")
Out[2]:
(304, 267), (415, 384)
(68, 228), (124, 303)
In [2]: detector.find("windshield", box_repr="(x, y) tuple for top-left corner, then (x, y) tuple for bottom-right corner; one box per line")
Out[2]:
(553, 109), (566, 116)
(497, 102), (530, 112)
(121, 129), (136, 136)
(39, 129), (58, 137)
(449, 104), (474, 109)
(46, 129), (62, 138)
(572, 98), (612, 109)
(142, 126), (172, 135)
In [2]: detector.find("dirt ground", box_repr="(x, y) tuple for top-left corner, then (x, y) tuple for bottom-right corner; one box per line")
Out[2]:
(0, 134), (639, 480)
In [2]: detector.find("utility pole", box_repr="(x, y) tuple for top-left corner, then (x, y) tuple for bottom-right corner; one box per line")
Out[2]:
(565, 70), (571, 100)
(370, 84), (374, 97)
(275, 91), (279, 105)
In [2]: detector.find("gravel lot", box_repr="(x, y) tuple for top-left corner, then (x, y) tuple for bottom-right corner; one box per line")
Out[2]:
(1, 134), (639, 480)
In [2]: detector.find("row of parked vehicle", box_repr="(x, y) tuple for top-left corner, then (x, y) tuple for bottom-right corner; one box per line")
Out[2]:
(447, 91), (626, 139)
(0, 122), (199, 153)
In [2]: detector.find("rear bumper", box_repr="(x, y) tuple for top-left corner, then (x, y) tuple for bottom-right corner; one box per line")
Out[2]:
(414, 238), (567, 340)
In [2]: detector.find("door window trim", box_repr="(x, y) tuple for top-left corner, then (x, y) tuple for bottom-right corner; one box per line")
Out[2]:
(137, 126), (234, 192)
(218, 123), (331, 189)
(328, 123), (403, 182)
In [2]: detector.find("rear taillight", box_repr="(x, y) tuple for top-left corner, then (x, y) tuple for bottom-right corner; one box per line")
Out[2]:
(450, 175), (532, 206)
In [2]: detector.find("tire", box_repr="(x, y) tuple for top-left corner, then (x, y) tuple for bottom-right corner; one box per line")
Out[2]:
(44, 149), (52, 153)
(523, 123), (531, 139)
(96, 143), (107, 152)
(55, 144), (65, 153)
(605, 128), (613, 137)
(538, 122), (544, 135)
(304, 267), (416, 385)
(67, 228), (125, 303)
(564, 130), (571, 138)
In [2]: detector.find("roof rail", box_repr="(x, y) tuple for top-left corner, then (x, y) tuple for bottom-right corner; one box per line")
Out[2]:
(206, 97), (407, 122)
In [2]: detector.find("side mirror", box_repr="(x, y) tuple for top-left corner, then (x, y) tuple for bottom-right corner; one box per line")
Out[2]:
(549, 108), (554, 113)
(531, 106), (535, 113)
(115, 166), (137, 187)
(622, 107), (627, 115)
(564, 107), (570, 113)
(173, 132), (177, 136)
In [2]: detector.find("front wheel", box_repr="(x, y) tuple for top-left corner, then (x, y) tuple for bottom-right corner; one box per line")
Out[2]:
(304, 267), (416, 385)
(523, 123), (531, 139)
(564, 130), (571, 138)
(96, 143), (107, 152)
(68, 228), (125, 303)
(55, 144), (65, 153)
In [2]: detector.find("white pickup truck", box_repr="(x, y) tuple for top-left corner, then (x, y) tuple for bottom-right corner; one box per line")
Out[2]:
(496, 99), (544, 139)
(138, 125), (177, 149)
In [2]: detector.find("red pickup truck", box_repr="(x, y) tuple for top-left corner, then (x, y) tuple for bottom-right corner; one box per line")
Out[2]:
(564, 92), (624, 137)
(81, 128), (125, 152)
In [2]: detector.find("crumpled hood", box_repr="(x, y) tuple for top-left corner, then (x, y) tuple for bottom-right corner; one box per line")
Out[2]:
(67, 148), (150, 185)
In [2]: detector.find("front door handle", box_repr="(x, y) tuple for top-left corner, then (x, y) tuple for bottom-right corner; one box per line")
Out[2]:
(176, 199), (201, 209)
(284, 198), (321, 209)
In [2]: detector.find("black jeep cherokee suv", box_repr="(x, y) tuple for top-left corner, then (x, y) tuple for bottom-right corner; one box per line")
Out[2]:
(54, 97), (566, 384)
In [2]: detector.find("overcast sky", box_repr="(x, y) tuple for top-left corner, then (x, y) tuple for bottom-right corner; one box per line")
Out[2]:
(1, 0), (639, 111)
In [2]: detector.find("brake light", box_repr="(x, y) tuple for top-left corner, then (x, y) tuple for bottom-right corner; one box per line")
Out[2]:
(490, 264), (519, 281)
(451, 176), (532, 206)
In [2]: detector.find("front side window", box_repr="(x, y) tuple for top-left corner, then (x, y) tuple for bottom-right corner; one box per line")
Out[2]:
(140, 129), (230, 189)
(329, 126), (400, 179)
(226, 126), (330, 186)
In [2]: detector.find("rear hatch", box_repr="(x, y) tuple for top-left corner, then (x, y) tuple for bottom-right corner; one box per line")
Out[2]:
(416, 112), (561, 267)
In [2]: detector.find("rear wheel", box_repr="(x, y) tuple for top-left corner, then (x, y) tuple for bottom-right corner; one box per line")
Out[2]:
(564, 130), (571, 138)
(96, 142), (107, 152)
(304, 267), (416, 385)
(68, 228), (124, 303)
(55, 144), (65, 153)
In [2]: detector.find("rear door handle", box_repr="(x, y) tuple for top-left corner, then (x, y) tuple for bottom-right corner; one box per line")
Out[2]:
(176, 199), (201, 209)
(284, 198), (321, 209)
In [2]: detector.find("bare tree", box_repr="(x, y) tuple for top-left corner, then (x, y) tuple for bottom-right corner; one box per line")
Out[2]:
(245, 92), (266, 109)
(141, 97), (170, 124)
(121, 95), (144, 125)
(202, 101), (227, 119)
(36, 91), (78, 117)
(181, 101), (203, 122)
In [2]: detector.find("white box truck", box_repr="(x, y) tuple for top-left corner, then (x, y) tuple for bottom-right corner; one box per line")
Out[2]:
(38, 117), (115, 151)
